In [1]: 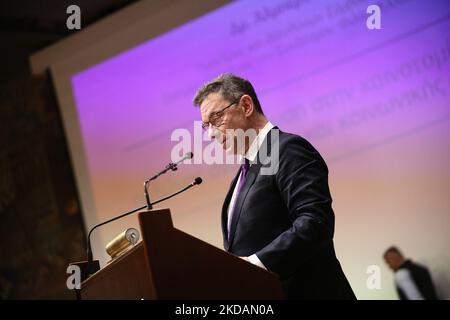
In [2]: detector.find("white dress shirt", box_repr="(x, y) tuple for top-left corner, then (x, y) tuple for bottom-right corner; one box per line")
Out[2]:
(395, 269), (425, 300)
(227, 121), (274, 269)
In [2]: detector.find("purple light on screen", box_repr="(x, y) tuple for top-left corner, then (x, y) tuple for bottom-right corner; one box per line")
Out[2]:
(71, 0), (450, 176)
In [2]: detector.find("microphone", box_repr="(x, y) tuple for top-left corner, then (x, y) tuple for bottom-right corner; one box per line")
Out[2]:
(176, 151), (194, 166)
(86, 177), (202, 276)
(144, 177), (202, 208)
(166, 151), (194, 171)
(144, 152), (193, 209)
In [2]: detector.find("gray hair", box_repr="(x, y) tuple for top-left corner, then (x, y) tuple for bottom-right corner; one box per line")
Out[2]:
(193, 73), (263, 114)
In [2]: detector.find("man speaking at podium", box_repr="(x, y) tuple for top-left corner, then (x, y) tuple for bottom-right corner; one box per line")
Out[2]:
(193, 74), (356, 299)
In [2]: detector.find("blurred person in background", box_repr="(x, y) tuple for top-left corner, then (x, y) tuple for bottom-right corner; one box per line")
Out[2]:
(384, 246), (438, 300)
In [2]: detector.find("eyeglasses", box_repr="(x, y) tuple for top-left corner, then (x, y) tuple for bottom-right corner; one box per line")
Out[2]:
(201, 100), (239, 131)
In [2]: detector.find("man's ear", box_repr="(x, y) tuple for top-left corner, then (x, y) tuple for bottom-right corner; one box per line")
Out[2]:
(241, 94), (254, 117)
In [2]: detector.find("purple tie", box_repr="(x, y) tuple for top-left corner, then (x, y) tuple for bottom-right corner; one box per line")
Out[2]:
(228, 158), (250, 241)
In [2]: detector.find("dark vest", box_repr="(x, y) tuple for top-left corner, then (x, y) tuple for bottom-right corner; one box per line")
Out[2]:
(396, 260), (438, 300)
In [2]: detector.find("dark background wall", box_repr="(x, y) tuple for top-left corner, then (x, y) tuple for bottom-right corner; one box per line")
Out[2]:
(0, 0), (137, 299)
(0, 63), (88, 300)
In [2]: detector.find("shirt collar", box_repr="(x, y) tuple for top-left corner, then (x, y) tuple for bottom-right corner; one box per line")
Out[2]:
(241, 121), (274, 163)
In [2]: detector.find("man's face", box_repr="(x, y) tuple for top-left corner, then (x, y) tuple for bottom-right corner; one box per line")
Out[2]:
(200, 92), (247, 155)
(384, 251), (403, 271)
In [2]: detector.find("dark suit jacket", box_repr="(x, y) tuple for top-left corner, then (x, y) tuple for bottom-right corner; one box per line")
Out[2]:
(396, 260), (438, 300)
(222, 128), (356, 299)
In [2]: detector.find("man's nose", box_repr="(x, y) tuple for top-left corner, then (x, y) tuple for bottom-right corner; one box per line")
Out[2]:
(207, 124), (215, 139)
(208, 125), (224, 143)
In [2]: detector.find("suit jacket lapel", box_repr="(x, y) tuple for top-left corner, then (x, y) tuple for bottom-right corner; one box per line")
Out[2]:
(221, 167), (241, 249)
(228, 162), (261, 247)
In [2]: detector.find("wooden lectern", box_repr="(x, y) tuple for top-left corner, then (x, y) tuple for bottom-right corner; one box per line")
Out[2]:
(77, 209), (283, 299)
